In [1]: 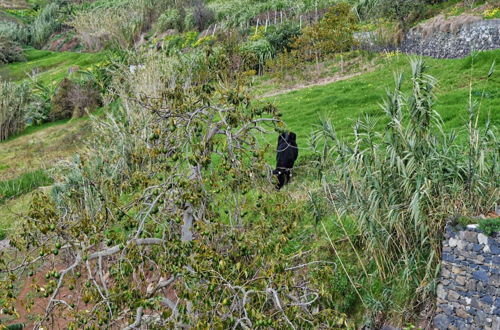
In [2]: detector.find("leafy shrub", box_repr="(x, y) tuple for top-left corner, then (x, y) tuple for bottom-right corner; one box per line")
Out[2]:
(373, 0), (425, 30)
(0, 21), (30, 44)
(0, 80), (31, 141)
(293, 3), (358, 67)
(241, 38), (275, 75)
(154, 8), (183, 33)
(50, 78), (102, 121)
(265, 49), (304, 80)
(188, 0), (215, 31)
(30, 2), (62, 48)
(264, 22), (301, 54)
(27, 78), (57, 125)
(0, 36), (25, 64)
(479, 218), (500, 236)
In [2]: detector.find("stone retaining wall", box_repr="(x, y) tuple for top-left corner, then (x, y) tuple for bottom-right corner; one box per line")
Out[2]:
(433, 224), (500, 330)
(356, 18), (500, 59)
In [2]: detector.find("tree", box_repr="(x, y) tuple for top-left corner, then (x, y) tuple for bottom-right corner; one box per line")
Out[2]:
(0, 50), (344, 328)
(376, 0), (425, 31)
(293, 3), (358, 72)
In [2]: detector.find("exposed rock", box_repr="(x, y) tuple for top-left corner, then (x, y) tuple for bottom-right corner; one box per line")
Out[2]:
(356, 18), (500, 59)
(433, 224), (499, 329)
(0, 239), (9, 251)
(434, 314), (450, 330)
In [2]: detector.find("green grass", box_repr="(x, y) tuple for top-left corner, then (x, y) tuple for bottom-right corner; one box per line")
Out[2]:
(0, 169), (52, 204)
(0, 48), (104, 84)
(457, 216), (500, 235)
(0, 118), (71, 143)
(265, 50), (500, 157)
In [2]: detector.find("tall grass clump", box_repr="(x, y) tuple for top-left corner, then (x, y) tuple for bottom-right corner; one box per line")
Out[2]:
(0, 170), (53, 204)
(0, 21), (30, 44)
(0, 36), (26, 64)
(314, 58), (498, 325)
(0, 80), (31, 141)
(71, 0), (170, 50)
(30, 2), (62, 48)
(208, 0), (337, 29)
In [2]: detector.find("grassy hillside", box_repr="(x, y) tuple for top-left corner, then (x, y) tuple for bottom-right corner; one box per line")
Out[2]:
(265, 50), (500, 156)
(0, 0), (499, 327)
(0, 48), (104, 83)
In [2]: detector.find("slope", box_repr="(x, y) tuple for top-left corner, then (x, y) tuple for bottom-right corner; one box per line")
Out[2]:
(265, 50), (500, 156)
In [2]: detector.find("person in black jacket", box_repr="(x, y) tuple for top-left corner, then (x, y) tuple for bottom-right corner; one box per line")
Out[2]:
(273, 132), (298, 190)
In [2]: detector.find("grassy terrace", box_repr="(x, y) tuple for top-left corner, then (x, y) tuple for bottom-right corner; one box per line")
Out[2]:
(265, 50), (500, 156)
(0, 48), (104, 84)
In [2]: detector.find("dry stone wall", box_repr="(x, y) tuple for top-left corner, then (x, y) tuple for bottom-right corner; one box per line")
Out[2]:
(433, 224), (500, 330)
(401, 19), (500, 58)
(356, 18), (500, 59)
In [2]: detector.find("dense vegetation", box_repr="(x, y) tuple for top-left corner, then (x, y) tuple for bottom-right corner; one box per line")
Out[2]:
(0, 0), (499, 328)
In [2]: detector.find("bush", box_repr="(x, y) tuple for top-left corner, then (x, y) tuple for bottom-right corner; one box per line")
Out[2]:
(373, 0), (425, 30)
(0, 36), (25, 64)
(0, 21), (30, 44)
(265, 49), (304, 80)
(479, 218), (500, 236)
(189, 0), (215, 31)
(0, 80), (31, 141)
(30, 2), (62, 48)
(50, 78), (102, 121)
(241, 38), (275, 75)
(264, 22), (301, 54)
(154, 8), (183, 33)
(293, 3), (358, 68)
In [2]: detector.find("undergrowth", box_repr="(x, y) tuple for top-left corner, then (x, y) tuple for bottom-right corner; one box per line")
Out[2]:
(0, 169), (52, 204)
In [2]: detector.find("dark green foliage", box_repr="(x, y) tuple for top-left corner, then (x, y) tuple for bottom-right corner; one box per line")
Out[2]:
(30, 2), (62, 48)
(479, 218), (500, 236)
(373, 0), (425, 30)
(457, 216), (500, 236)
(50, 78), (102, 121)
(0, 81), (31, 141)
(0, 170), (53, 204)
(264, 22), (301, 54)
(0, 37), (25, 64)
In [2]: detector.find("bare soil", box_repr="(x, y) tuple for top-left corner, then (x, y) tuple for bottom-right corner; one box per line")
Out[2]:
(0, 0), (29, 9)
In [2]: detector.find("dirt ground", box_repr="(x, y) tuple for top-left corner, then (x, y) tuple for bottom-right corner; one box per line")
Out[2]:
(0, 0), (29, 9)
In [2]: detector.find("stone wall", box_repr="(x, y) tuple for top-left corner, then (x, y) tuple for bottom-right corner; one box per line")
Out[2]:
(356, 18), (500, 59)
(402, 19), (500, 58)
(433, 224), (500, 330)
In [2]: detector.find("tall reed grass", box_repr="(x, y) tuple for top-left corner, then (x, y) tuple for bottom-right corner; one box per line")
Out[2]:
(0, 170), (53, 204)
(30, 2), (61, 48)
(0, 80), (31, 141)
(314, 58), (499, 323)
